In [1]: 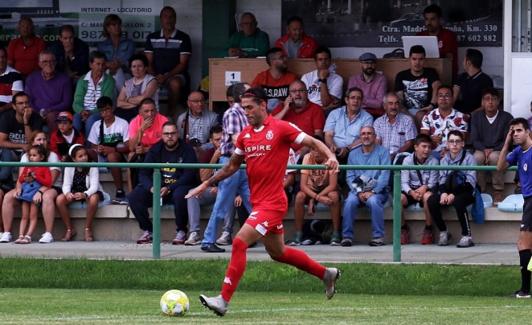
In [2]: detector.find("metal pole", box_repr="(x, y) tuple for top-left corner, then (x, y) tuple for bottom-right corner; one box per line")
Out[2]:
(392, 170), (402, 262)
(152, 169), (161, 259)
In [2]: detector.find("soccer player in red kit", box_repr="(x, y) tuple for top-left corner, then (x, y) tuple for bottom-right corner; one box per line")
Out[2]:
(185, 87), (341, 316)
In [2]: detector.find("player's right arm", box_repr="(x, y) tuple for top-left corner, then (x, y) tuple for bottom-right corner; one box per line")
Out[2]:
(497, 127), (514, 172)
(300, 135), (339, 173)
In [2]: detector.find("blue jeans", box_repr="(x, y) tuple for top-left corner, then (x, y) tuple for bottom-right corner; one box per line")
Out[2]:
(342, 191), (388, 240)
(73, 111), (100, 137)
(202, 156), (251, 245)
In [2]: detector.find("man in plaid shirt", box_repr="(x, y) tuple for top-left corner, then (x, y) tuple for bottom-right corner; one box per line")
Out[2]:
(201, 83), (252, 253)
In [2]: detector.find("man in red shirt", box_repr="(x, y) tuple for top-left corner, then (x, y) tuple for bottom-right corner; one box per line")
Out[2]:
(251, 47), (297, 111)
(275, 16), (318, 59)
(417, 4), (458, 76)
(186, 87), (341, 316)
(7, 16), (46, 77)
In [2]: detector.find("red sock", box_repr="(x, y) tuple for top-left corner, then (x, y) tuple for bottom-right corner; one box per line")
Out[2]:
(272, 246), (326, 279)
(221, 237), (248, 302)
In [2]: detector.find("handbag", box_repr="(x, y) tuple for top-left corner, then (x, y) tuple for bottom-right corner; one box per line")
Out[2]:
(471, 185), (485, 224)
(18, 181), (41, 203)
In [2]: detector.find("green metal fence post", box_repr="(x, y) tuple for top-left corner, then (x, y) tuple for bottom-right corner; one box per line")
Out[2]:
(152, 169), (161, 259)
(392, 170), (402, 262)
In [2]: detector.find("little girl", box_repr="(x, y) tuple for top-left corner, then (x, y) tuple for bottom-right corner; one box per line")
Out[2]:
(14, 145), (52, 244)
(56, 144), (105, 241)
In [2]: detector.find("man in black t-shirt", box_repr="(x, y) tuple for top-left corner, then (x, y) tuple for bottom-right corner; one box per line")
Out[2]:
(395, 45), (441, 126)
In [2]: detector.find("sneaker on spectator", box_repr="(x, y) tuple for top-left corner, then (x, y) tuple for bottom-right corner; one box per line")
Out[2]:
(216, 231), (232, 246)
(38, 232), (54, 244)
(287, 232), (302, 246)
(401, 227), (409, 245)
(184, 232), (201, 246)
(112, 189), (128, 205)
(420, 229), (433, 245)
(172, 230), (186, 245)
(456, 236), (475, 248)
(330, 233), (341, 246)
(340, 238), (352, 247)
(301, 238), (316, 245)
(514, 290), (531, 299)
(136, 231), (152, 244)
(369, 237), (385, 246)
(0, 231), (12, 243)
(437, 231), (450, 246)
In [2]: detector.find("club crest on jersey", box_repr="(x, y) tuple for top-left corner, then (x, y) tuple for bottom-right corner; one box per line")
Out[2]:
(244, 133), (251, 139)
(266, 130), (274, 140)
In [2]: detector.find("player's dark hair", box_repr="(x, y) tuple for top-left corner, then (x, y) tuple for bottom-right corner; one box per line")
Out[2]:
(510, 118), (530, 131)
(242, 87), (268, 105)
(466, 49), (483, 69)
(423, 4), (442, 18)
(409, 45), (426, 57)
(414, 134), (432, 146)
(314, 46), (331, 60)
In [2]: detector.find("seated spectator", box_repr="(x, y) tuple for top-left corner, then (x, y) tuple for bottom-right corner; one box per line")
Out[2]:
(49, 111), (85, 161)
(145, 6), (191, 117)
(251, 47), (297, 111)
(116, 53), (159, 122)
(127, 122), (198, 244)
(374, 92), (417, 159)
(0, 147), (15, 236)
(25, 50), (73, 132)
(395, 45), (441, 124)
(7, 16), (45, 77)
(0, 46), (23, 116)
(428, 130), (477, 248)
(347, 52), (387, 118)
(272, 80), (325, 137)
(48, 25), (89, 82)
(400, 134), (439, 245)
(301, 46), (343, 111)
(342, 126), (390, 247)
(291, 135), (340, 246)
(56, 144), (106, 242)
(87, 96), (129, 204)
(176, 91), (219, 149)
(73, 51), (115, 136)
(98, 14), (135, 92)
(0, 92), (43, 157)
(420, 85), (468, 157)
(453, 49), (494, 115)
(471, 88), (513, 204)
(0, 131), (61, 244)
(275, 16), (318, 59)
(228, 12), (270, 58)
(324, 87), (373, 163)
(185, 125), (223, 246)
(127, 98), (168, 190)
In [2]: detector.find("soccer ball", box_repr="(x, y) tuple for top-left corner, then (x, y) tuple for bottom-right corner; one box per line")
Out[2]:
(160, 289), (190, 316)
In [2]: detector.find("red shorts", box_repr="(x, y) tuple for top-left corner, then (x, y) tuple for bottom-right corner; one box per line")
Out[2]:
(245, 209), (286, 236)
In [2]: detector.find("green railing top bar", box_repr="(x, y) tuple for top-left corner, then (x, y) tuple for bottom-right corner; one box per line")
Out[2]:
(0, 161), (518, 171)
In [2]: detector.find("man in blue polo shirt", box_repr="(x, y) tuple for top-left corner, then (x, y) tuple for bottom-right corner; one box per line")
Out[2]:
(497, 117), (532, 299)
(145, 6), (192, 118)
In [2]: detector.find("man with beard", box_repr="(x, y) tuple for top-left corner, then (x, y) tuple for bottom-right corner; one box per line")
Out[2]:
(251, 47), (297, 111)
(347, 52), (387, 118)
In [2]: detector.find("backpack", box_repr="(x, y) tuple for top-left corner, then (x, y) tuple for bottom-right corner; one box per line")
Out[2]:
(383, 48), (405, 59)
(444, 151), (468, 193)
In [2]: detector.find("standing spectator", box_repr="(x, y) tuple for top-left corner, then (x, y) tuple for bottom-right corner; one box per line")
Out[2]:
(428, 131), (477, 248)
(400, 134), (439, 245)
(272, 80), (325, 137)
(251, 47), (297, 111)
(421, 85), (468, 157)
(56, 144), (106, 242)
(145, 6), (192, 118)
(116, 53), (159, 122)
(73, 51), (115, 137)
(291, 136), (341, 246)
(453, 49), (494, 115)
(98, 14), (135, 92)
(7, 16), (46, 77)
(87, 96), (129, 205)
(471, 88), (513, 204)
(374, 92), (417, 159)
(395, 45), (441, 125)
(324, 87), (373, 163)
(301, 46), (343, 111)
(347, 52), (387, 118)
(417, 4), (458, 76)
(228, 12), (270, 58)
(128, 122), (198, 244)
(48, 25), (90, 82)
(0, 46), (23, 116)
(49, 111), (85, 161)
(342, 126), (390, 247)
(176, 91), (219, 147)
(275, 16), (318, 59)
(25, 50), (73, 131)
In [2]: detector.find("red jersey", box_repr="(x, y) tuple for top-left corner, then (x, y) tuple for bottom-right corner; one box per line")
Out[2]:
(235, 116), (305, 211)
(271, 102), (325, 136)
(417, 28), (458, 76)
(251, 70), (298, 101)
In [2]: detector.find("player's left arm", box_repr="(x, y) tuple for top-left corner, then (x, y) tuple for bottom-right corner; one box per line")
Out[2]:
(299, 134), (339, 173)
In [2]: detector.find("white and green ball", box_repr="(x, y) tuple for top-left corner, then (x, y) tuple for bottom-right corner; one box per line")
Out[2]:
(160, 289), (190, 316)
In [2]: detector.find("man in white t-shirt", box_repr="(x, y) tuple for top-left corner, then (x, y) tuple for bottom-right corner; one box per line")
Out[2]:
(87, 96), (130, 204)
(300, 46), (343, 112)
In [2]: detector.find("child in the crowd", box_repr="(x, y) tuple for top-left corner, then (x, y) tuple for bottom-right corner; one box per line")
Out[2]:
(14, 145), (52, 244)
(56, 144), (106, 242)
(49, 111), (85, 161)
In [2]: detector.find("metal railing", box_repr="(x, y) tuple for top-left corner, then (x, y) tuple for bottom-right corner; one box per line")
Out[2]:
(0, 161), (516, 261)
